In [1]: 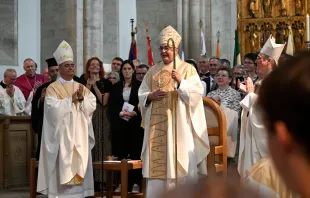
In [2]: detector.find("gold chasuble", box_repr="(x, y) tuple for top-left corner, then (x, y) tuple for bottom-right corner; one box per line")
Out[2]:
(139, 58), (210, 180)
(244, 156), (298, 198)
(149, 62), (178, 178)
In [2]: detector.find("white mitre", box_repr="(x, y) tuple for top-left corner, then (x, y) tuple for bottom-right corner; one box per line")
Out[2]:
(53, 40), (74, 65)
(260, 35), (285, 63)
(159, 25), (182, 48)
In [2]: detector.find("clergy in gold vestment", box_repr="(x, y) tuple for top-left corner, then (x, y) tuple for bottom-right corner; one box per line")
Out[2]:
(244, 156), (298, 198)
(37, 40), (96, 198)
(138, 26), (210, 198)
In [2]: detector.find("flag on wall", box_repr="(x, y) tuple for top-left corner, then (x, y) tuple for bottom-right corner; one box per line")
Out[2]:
(147, 35), (154, 66)
(286, 26), (294, 56)
(216, 40), (220, 58)
(233, 29), (241, 66)
(201, 29), (206, 55)
(128, 40), (137, 61)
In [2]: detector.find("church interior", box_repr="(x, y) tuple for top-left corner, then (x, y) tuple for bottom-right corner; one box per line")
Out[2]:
(0, 0), (309, 197)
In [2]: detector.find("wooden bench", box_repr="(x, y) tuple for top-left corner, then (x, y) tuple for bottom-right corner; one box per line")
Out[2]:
(29, 159), (145, 198)
(93, 160), (145, 198)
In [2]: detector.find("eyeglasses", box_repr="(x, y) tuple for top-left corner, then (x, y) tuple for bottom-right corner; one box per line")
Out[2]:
(108, 77), (117, 80)
(158, 46), (171, 52)
(7, 76), (16, 81)
(136, 73), (146, 76)
(199, 61), (208, 64)
(215, 74), (229, 78)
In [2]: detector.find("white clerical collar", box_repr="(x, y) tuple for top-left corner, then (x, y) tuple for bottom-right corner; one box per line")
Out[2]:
(58, 76), (74, 84)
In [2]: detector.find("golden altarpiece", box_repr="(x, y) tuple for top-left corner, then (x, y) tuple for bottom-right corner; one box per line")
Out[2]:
(237, 0), (309, 57)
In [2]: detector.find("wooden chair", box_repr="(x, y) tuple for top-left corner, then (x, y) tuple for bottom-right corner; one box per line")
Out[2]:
(203, 97), (227, 177)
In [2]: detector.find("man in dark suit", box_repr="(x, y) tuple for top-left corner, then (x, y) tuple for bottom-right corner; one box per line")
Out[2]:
(31, 58), (81, 159)
(198, 55), (210, 79)
(202, 56), (220, 94)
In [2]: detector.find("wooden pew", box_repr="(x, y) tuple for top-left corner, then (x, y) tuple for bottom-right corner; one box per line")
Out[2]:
(203, 97), (227, 177)
(0, 116), (33, 189)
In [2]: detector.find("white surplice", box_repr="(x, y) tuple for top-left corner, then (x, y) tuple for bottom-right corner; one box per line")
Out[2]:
(0, 85), (26, 116)
(138, 59), (210, 198)
(37, 79), (96, 198)
(238, 92), (269, 179)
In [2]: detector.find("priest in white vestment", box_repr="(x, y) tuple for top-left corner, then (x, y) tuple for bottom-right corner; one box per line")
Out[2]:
(37, 40), (96, 198)
(0, 69), (26, 116)
(138, 26), (210, 198)
(238, 35), (285, 179)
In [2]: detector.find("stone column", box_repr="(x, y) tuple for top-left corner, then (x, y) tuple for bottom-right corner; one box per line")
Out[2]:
(136, 0), (178, 64)
(40, 0), (77, 71)
(205, 0), (212, 57)
(83, 0), (104, 67)
(182, 0), (189, 60)
(188, 0), (201, 62)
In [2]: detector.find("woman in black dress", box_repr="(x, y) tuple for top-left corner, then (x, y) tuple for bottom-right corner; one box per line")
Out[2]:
(80, 57), (112, 189)
(109, 60), (143, 193)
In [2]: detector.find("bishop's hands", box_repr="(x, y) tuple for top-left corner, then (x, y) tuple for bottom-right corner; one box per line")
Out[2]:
(72, 84), (84, 103)
(172, 69), (182, 85)
(147, 89), (167, 101)
(238, 77), (255, 94)
(6, 85), (15, 97)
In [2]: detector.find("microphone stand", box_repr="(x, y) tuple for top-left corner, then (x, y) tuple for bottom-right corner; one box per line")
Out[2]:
(101, 92), (104, 198)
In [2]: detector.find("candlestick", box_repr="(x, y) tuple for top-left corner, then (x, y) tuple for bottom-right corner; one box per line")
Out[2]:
(307, 14), (310, 41)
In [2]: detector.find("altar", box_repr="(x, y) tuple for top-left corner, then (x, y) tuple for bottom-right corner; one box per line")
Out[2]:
(0, 116), (33, 189)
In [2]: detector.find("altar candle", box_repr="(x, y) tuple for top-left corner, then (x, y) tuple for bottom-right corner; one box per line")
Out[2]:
(307, 14), (310, 41)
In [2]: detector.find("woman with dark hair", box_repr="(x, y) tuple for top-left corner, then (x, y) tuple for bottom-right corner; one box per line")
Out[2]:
(80, 57), (112, 189)
(244, 53), (259, 84)
(108, 60), (143, 193)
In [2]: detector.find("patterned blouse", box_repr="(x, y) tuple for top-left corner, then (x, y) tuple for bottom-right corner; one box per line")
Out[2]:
(207, 86), (241, 112)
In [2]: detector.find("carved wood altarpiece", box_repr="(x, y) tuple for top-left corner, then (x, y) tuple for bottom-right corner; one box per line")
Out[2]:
(238, 0), (309, 57)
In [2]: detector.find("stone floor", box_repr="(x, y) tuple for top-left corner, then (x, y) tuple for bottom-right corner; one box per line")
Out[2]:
(0, 187), (121, 198)
(0, 187), (47, 198)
